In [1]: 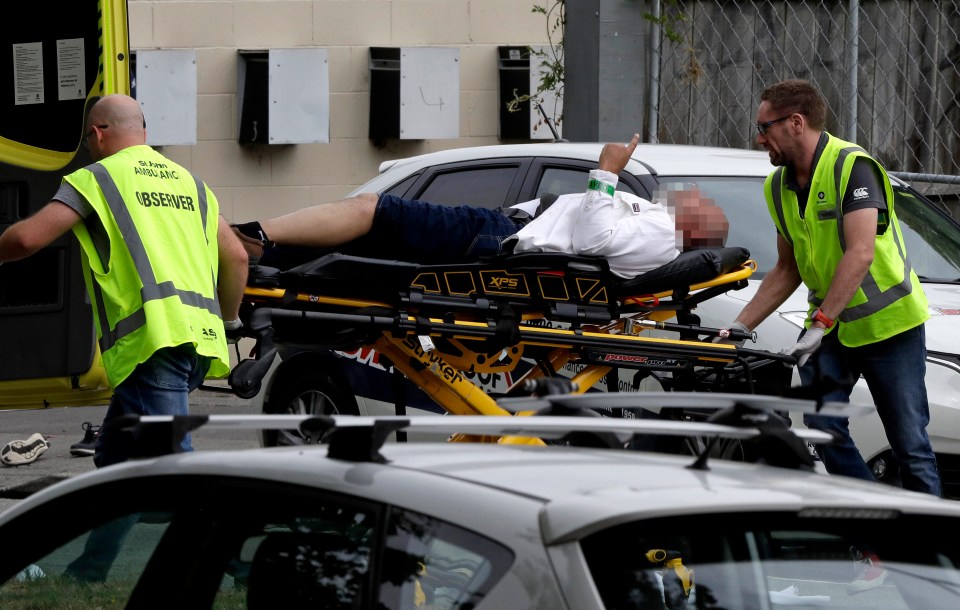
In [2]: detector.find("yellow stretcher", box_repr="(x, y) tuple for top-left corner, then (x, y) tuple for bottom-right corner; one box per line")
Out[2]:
(229, 246), (795, 437)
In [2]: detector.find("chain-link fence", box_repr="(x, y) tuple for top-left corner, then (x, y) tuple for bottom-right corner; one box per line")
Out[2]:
(647, 0), (960, 195)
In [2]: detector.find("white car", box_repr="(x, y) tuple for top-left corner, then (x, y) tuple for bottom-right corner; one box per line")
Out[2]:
(3, 401), (960, 608)
(248, 142), (960, 498)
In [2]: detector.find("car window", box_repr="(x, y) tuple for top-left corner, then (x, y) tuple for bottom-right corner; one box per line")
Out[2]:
(1, 512), (173, 607)
(895, 190), (960, 281)
(535, 167), (637, 200)
(0, 475), (513, 610)
(656, 177), (777, 276)
(0, 477), (379, 610)
(221, 504), (376, 609)
(416, 166), (521, 209)
(382, 173), (421, 198)
(582, 512), (960, 609)
(379, 507), (514, 610)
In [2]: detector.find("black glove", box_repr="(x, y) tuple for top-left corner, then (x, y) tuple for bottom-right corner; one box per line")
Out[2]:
(224, 318), (243, 344)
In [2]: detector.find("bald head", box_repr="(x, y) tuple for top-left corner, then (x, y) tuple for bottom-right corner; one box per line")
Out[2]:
(659, 186), (730, 251)
(84, 94), (147, 159)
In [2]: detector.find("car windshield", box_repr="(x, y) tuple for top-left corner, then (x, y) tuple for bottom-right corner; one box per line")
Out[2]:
(582, 512), (960, 608)
(658, 177), (960, 281)
(895, 190), (960, 281)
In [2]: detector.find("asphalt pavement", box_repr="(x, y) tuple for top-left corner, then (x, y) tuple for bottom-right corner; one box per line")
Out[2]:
(0, 381), (262, 513)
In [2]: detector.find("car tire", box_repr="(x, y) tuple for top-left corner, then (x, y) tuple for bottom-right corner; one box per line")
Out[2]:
(262, 373), (360, 447)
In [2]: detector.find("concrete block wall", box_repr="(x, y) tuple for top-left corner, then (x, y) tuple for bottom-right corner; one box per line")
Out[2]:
(127, 0), (553, 223)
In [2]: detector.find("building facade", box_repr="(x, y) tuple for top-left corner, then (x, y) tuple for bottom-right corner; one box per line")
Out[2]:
(128, 0), (553, 223)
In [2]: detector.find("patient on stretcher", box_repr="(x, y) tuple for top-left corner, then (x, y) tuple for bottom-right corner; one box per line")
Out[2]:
(233, 134), (729, 280)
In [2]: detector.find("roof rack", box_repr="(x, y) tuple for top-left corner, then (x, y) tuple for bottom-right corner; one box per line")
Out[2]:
(496, 391), (875, 417)
(99, 393), (845, 472)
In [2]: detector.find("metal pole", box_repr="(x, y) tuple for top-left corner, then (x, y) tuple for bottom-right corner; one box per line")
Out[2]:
(846, 0), (859, 141)
(647, 0), (662, 143)
(889, 171), (960, 186)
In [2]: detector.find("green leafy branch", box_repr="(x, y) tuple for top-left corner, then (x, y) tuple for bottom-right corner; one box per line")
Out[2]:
(506, 1), (565, 135)
(641, 0), (687, 44)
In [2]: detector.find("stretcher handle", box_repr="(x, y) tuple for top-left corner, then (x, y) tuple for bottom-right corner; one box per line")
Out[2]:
(521, 377), (580, 397)
(736, 346), (797, 366)
(633, 319), (757, 343)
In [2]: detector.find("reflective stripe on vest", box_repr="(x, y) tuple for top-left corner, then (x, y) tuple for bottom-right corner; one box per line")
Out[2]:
(89, 164), (222, 353)
(769, 148), (916, 323)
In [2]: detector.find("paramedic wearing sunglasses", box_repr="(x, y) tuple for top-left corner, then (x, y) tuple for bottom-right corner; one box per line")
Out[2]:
(0, 94), (249, 467)
(232, 133), (729, 280)
(720, 79), (940, 496)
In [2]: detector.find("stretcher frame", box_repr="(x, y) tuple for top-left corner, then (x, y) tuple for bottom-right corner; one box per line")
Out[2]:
(229, 248), (794, 442)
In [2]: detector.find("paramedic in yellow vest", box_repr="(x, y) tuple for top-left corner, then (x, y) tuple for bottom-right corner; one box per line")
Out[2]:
(723, 79), (940, 496)
(0, 94), (249, 467)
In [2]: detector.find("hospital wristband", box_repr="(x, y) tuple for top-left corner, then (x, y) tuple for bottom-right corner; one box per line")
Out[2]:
(587, 179), (615, 196)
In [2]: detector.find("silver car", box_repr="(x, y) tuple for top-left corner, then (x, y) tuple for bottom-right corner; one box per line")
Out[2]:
(2, 398), (960, 609)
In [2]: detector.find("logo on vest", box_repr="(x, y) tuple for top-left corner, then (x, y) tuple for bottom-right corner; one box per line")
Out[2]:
(136, 160), (180, 179)
(852, 187), (869, 200)
(135, 191), (196, 211)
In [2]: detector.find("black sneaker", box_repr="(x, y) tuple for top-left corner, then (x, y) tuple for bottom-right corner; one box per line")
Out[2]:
(1, 433), (50, 466)
(70, 422), (100, 457)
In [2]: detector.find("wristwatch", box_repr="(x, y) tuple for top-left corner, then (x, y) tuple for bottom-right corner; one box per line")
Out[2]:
(811, 308), (834, 328)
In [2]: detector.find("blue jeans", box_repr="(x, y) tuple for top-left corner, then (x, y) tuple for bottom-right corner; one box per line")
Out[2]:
(800, 324), (941, 496)
(94, 343), (211, 468)
(364, 194), (523, 263)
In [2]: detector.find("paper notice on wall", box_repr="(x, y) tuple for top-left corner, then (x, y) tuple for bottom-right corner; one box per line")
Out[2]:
(13, 42), (44, 105)
(57, 38), (86, 101)
(399, 47), (460, 139)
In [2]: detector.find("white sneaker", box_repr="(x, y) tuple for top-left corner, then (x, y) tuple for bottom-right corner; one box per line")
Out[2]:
(1, 433), (50, 466)
(15, 564), (46, 581)
(848, 547), (888, 594)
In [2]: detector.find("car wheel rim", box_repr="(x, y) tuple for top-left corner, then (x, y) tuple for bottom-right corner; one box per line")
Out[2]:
(277, 390), (340, 446)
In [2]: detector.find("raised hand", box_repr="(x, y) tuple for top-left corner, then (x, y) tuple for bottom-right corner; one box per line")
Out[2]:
(598, 133), (640, 174)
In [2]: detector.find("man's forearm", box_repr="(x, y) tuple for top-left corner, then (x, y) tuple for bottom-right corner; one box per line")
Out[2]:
(216, 216), (250, 321)
(736, 262), (802, 330)
(817, 209), (877, 321)
(817, 250), (873, 322)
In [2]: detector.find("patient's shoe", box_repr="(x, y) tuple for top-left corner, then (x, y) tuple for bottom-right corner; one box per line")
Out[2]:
(1, 433), (50, 466)
(232, 221), (275, 260)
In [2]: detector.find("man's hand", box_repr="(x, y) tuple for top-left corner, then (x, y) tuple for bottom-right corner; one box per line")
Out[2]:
(599, 133), (640, 174)
(780, 327), (825, 367)
(712, 321), (751, 347)
(224, 318), (243, 344)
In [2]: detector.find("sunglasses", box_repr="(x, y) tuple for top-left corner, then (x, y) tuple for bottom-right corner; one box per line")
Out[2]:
(755, 115), (792, 136)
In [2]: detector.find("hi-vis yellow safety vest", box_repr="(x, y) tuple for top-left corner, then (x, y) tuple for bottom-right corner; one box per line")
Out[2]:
(765, 133), (928, 347)
(65, 145), (229, 388)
